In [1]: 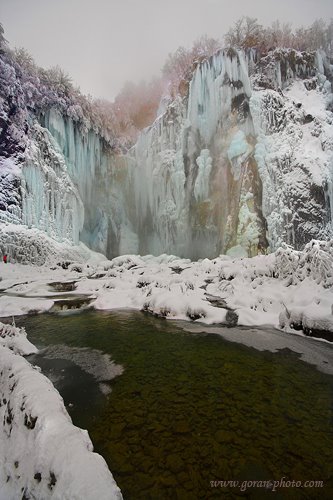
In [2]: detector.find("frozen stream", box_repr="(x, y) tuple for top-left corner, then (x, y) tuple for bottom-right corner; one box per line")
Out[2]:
(15, 310), (333, 499)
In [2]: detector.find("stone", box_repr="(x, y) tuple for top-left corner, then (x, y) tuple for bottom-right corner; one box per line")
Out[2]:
(214, 430), (234, 443)
(174, 421), (190, 434)
(165, 454), (185, 474)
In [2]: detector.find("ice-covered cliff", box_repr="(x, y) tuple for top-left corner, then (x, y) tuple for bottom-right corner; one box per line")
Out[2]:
(1, 48), (333, 261)
(0, 103), (132, 259)
(125, 48), (333, 258)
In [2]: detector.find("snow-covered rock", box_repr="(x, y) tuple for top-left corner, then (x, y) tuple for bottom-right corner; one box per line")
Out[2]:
(0, 224), (106, 267)
(1, 240), (331, 338)
(0, 322), (37, 355)
(0, 323), (123, 499)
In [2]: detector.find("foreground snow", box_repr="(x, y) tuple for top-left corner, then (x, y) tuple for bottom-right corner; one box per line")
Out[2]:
(0, 323), (122, 500)
(0, 239), (332, 497)
(0, 238), (332, 337)
(0, 224), (107, 267)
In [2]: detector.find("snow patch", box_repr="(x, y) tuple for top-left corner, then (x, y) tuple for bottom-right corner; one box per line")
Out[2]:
(0, 323), (122, 499)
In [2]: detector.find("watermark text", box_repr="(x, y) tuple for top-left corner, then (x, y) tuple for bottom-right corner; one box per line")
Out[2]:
(210, 478), (324, 492)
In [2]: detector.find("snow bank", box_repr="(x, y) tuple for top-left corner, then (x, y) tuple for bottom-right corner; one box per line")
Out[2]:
(0, 323), (37, 355)
(0, 224), (106, 267)
(76, 241), (333, 336)
(0, 240), (332, 336)
(275, 240), (333, 287)
(0, 323), (122, 499)
(0, 296), (55, 317)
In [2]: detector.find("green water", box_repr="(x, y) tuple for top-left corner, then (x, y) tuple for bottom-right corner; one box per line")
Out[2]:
(17, 311), (333, 500)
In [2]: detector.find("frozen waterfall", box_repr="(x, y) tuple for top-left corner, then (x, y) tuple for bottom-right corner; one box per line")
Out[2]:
(9, 48), (333, 260)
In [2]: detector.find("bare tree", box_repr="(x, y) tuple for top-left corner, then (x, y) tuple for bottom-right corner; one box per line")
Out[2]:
(225, 18), (245, 47)
(224, 17), (263, 49)
(309, 19), (326, 50)
(192, 35), (221, 59)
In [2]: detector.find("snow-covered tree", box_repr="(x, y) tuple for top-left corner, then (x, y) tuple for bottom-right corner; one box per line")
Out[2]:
(0, 23), (7, 52)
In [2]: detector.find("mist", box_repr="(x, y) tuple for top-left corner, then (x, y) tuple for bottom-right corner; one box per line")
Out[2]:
(1, 0), (332, 100)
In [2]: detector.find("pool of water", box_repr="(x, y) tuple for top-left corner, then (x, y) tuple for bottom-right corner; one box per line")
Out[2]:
(16, 310), (333, 499)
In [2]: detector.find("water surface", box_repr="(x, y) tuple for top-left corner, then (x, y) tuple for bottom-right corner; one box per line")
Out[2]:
(17, 311), (333, 499)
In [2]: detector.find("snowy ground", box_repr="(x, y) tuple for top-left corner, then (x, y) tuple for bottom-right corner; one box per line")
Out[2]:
(0, 224), (107, 267)
(0, 238), (332, 338)
(0, 322), (123, 500)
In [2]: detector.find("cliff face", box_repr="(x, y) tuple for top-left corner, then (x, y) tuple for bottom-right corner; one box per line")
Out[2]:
(121, 48), (333, 258)
(1, 48), (333, 261)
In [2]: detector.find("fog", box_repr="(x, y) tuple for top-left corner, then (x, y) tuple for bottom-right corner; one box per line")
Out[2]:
(1, 0), (332, 100)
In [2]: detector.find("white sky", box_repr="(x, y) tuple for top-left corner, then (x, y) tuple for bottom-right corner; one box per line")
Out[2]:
(1, 0), (332, 100)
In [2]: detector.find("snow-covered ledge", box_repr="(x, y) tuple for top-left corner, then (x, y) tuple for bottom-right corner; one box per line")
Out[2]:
(0, 323), (122, 500)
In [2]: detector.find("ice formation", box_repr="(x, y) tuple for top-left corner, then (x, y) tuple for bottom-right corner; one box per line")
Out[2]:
(124, 49), (333, 258)
(1, 48), (333, 260)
